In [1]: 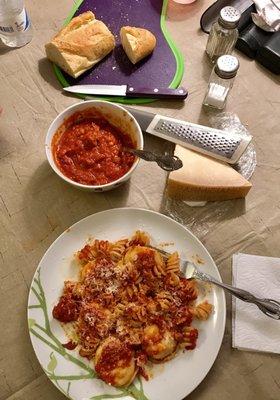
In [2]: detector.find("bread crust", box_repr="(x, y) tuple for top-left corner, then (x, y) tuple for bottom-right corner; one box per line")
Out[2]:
(45, 11), (115, 78)
(120, 26), (156, 64)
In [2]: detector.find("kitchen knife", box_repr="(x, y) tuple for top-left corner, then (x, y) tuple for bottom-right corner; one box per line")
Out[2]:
(63, 84), (188, 100)
(125, 107), (252, 164)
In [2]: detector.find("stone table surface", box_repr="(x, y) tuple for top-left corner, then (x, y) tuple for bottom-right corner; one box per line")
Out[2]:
(0, 0), (279, 400)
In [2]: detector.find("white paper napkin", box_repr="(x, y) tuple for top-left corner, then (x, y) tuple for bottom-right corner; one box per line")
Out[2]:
(252, 0), (280, 32)
(232, 253), (280, 354)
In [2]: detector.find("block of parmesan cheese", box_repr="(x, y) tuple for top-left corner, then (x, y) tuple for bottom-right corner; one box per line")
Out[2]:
(167, 146), (252, 201)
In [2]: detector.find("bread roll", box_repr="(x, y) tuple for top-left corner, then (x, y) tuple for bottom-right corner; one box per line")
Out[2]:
(45, 11), (115, 78)
(120, 26), (156, 64)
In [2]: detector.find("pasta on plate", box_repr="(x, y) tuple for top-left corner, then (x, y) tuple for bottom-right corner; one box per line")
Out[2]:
(52, 231), (213, 387)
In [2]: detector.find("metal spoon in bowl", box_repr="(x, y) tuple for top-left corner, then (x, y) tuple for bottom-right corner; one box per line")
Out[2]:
(124, 148), (183, 171)
(147, 245), (280, 320)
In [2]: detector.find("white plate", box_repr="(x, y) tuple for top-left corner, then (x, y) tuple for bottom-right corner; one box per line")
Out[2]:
(28, 208), (226, 400)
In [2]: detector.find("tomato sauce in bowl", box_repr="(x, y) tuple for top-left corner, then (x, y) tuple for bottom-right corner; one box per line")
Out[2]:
(52, 111), (136, 186)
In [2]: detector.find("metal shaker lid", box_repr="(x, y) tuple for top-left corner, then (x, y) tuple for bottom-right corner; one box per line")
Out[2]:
(219, 6), (241, 29)
(215, 55), (239, 79)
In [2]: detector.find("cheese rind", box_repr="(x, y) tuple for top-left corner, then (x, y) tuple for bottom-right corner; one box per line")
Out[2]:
(167, 146), (252, 201)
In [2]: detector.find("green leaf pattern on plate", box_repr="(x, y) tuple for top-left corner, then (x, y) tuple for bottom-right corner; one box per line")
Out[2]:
(47, 352), (58, 372)
(28, 318), (36, 329)
(28, 269), (149, 400)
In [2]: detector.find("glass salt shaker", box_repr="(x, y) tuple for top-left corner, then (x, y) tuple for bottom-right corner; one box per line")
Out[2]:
(203, 55), (239, 110)
(206, 6), (241, 63)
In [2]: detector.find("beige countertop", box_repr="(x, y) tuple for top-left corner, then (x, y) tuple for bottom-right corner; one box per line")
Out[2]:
(0, 0), (279, 399)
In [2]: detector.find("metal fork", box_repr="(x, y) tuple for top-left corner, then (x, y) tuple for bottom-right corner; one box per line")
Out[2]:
(124, 148), (183, 171)
(147, 245), (280, 320)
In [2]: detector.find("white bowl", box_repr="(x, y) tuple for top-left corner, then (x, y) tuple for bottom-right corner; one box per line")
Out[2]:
(45, 100), (143, 192)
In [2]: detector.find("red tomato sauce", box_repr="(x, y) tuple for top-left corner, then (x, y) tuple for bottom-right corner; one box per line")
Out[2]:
(62, 340), (77, 350)
(52, 111), (136, 186)
(52, 294), (80, 323)
(95, 340), (133, 385)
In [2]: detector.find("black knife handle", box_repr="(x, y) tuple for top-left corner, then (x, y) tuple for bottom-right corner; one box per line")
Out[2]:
(126, 86), (188, 100)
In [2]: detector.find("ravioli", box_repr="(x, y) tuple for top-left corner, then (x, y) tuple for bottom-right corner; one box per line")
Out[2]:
(53, 231), (213, 388)
(95, 337), (137, 387)
(143, 325), (177, 361)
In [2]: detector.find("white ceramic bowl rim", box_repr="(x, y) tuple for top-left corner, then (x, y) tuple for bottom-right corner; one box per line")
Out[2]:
(45, 100), (144, 189)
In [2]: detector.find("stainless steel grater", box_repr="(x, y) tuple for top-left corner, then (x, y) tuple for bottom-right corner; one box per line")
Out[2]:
(125, 108), (252, 164)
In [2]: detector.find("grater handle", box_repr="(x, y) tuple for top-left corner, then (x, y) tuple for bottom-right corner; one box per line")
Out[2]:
(125, 107), (155, 132)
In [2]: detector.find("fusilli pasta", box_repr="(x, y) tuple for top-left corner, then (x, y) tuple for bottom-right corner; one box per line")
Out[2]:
(166, 251), (180, 274)
(190, 301), (213, 320)
(52, 231), (212, 388)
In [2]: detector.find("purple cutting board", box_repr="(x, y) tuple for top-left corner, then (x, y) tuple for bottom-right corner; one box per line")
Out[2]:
(61, 0), (179, 90)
